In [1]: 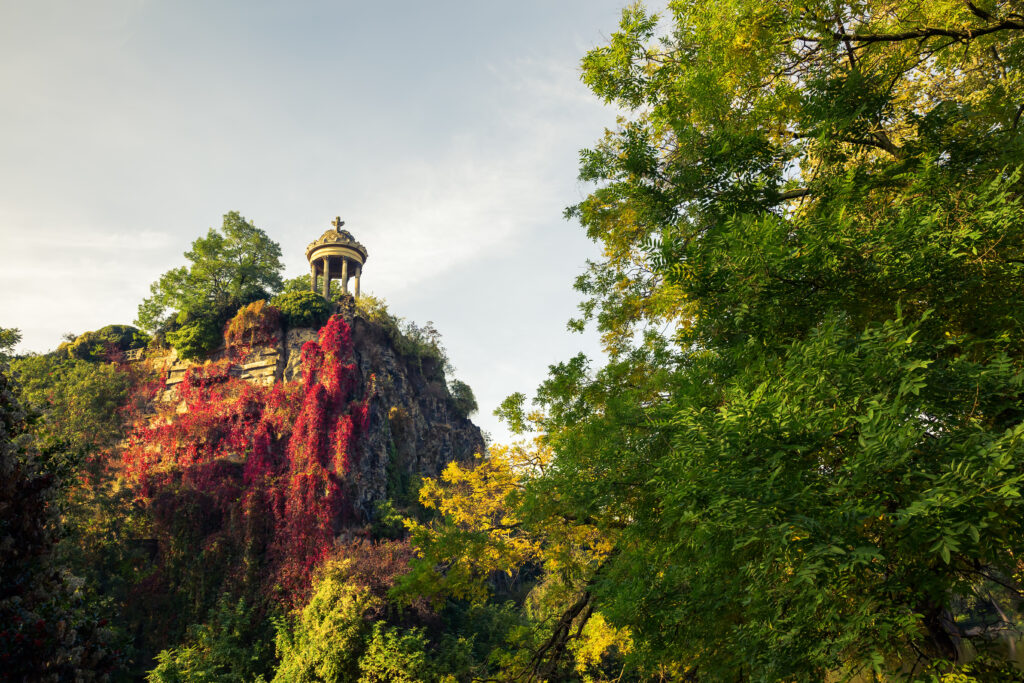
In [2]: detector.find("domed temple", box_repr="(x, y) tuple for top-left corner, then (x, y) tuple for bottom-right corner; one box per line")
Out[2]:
(306, 217), (368, 299)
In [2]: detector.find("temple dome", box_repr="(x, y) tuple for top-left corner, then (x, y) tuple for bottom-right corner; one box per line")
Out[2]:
(305, 227), (368, 262)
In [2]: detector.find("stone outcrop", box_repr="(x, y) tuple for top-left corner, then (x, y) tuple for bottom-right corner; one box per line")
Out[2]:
(143, 299), (485, 521)
(348, 314), (485, 517)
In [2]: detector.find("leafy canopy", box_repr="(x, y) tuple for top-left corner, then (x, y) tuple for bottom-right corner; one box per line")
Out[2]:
(271, 290), (332, 330)
(137, 211), (284, 335)
(443, 0), (1024, 679)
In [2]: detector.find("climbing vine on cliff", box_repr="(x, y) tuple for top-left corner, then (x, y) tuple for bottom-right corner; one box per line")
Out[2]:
(123, 314), (373, 610)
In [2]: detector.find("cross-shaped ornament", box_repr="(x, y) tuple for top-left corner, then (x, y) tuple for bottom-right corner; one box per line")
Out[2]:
(332, 216), (345, 231)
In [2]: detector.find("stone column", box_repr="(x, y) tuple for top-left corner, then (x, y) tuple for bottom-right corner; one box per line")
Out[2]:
(322, 257), (331, 298)
(310, 261), (317, 292)
(341, 257), (349, 294)
(354, 265), (361, 298)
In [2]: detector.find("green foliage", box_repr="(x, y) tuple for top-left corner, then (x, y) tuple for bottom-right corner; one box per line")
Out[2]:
(147, 596), (275, 683)
(357, 623), (431, 683)
(58, 324), (148, 362)
(271, 290), (332, 330)
(427, 1), (1024, 679)
(448, 379), (477, 418)
(494, 392), (528, 434)
(165, 313), (223, 361)
(136, 211), (284, 335)
(272, 560), (376, 683)
(357, 294), (452, 378)
(370, 499), (407, 540)
(0, 361), (123, 679)
(354, 293), (392, 326)
(281, 275), (313, 293)
(11, 354), (133, 483)
(0, 326), (21, 359)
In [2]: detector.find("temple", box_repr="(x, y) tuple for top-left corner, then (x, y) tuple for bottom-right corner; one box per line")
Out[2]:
(305, 217), (368, 299)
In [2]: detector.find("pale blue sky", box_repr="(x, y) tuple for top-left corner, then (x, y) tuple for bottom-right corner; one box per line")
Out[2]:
(0, 0), (644, 442)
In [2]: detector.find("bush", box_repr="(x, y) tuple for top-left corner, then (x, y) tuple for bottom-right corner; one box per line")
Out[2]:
(448, 379), (477, 417)
(148, 596), (275, 683)
(58, 324), (149, 362)
(358, 623), (431, 683)
(224, 300), (282, 353)
(166, 315), (222, 361)
(272, 560), (376, 683)
(356, 295), (450, 375)
(270, 290), (332, 330)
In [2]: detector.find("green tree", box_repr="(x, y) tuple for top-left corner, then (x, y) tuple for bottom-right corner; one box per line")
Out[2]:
(0, 326), (21, 360)
(281, 275), (314, 293)
(148, 596), (275, 683)
(272, 559), (377, 683)
(0, 361), (124, 679)
(479, 1), (1024, 679)
(448, 379), (478, 418)
(11, 354), (133, 483)
(136, 212), (284, 356)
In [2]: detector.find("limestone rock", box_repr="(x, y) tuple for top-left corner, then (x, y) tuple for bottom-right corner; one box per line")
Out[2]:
(144, 306), (485, 526)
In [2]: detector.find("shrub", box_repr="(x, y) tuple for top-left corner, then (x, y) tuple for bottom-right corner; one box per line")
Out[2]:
(270, 290), (331, 330)
(59, 324), (149, 362)
(356, 295), (450, 375)
(166, 315), (222, 361)
(272, 560), (376, 683)
(448, 380), (477, 417)
(147, 596), (275, 683)
(358, 623), (431, 683)
(224, 300), (282, 354)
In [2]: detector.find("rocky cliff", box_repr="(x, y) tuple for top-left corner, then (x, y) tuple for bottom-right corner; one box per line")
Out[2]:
(144, 297), (485, 521)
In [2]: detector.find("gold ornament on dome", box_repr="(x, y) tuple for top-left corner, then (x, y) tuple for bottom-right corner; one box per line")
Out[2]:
(305, 216), (368, 263)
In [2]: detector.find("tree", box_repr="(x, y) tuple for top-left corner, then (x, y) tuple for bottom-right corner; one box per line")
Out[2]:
(0, 327), (20, 360)
(447, 379), (478, 418)
(271, 559), (378, 683)
(400, 442), (630, 681)
(136, 211), (284, 340)
(0, 361), (124, 680)
(486, 1), (1024, 679)
(11, 354), (133, 483)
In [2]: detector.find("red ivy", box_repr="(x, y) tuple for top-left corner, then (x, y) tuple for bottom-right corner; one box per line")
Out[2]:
(122, 314), (372, 604)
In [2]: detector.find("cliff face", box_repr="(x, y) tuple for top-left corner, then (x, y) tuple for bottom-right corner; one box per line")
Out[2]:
(146, 302), (485, 522)
(348, 315), (484, 516)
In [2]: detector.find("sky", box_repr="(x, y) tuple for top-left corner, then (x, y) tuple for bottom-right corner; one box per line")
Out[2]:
(0, 0), (645, 443)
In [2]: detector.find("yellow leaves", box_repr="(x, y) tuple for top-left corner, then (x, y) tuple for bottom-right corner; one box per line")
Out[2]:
(404, 446), (543, 603)
(570, 613), (634, 681)
(404, 436), (613, 610)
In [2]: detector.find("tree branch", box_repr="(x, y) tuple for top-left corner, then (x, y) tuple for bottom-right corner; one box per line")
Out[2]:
(797, 18), (1024, 45)
(965, 1), (995, 22)
(778, 188), (811, 200)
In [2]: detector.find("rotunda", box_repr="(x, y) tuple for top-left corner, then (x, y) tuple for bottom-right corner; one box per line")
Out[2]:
(306, 217), (368, 299)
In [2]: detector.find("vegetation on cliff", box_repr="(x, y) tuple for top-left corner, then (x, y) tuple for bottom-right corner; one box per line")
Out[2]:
(3, 282), (487, 680)
(137, 211), (284, 360)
